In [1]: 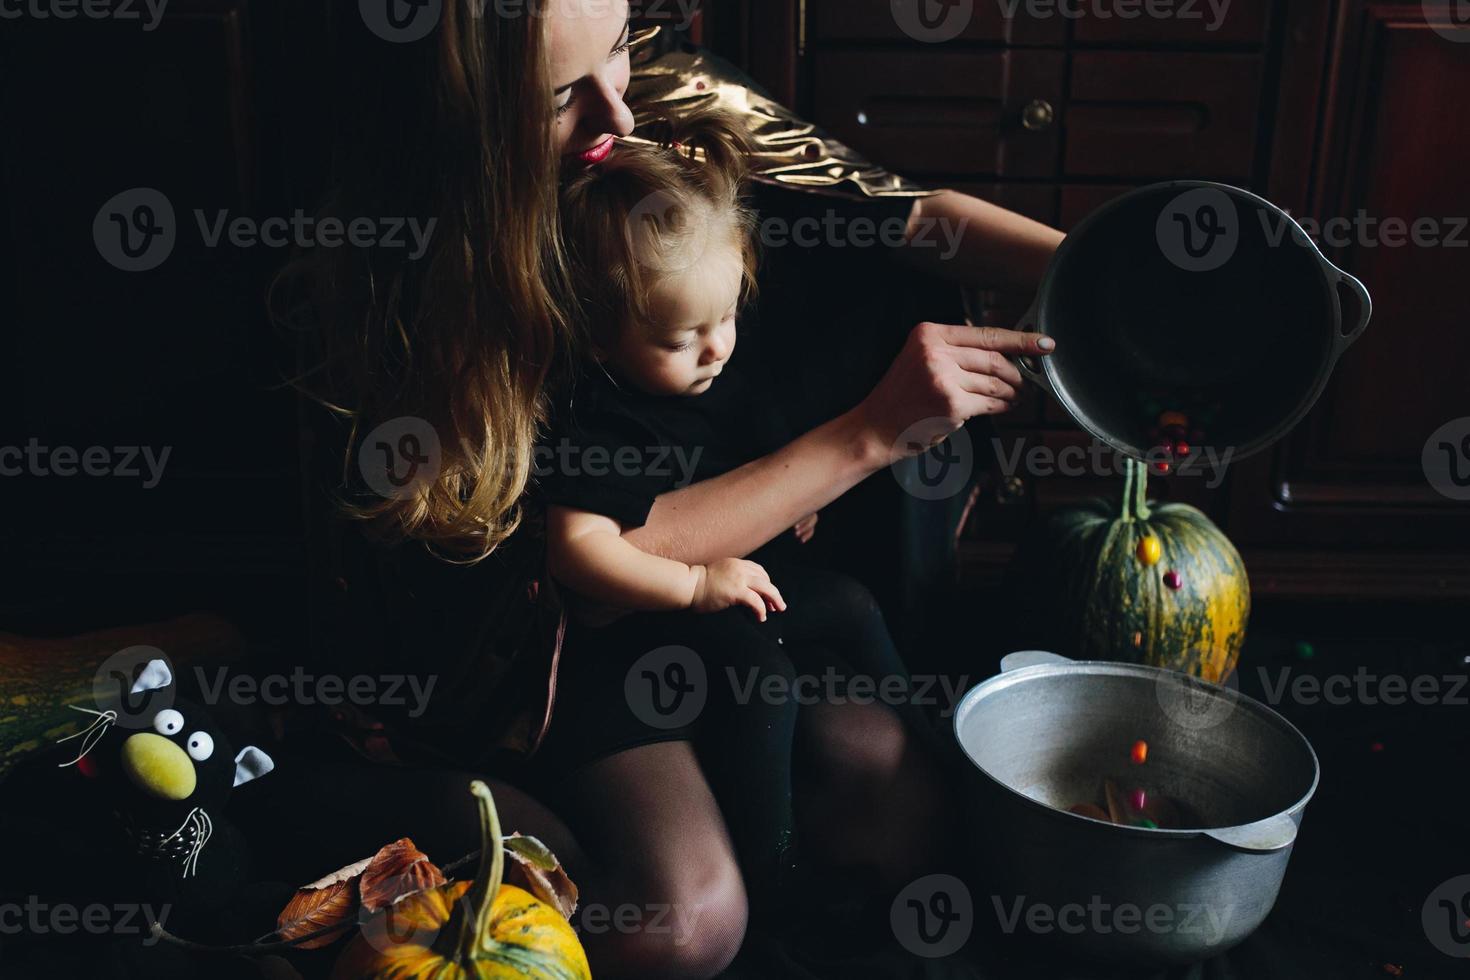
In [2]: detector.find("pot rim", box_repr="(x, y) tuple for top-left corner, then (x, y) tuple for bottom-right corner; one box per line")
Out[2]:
(1025, 179), (1350, 465)
(952, 659), (1322, 842)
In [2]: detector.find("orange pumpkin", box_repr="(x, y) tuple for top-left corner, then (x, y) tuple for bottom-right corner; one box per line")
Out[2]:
(331, 781), (591, 980)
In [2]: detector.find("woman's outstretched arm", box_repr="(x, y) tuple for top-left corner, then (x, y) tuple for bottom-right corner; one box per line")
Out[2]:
(622, 322), (1054, 566)
(899, 189), (1066, 291)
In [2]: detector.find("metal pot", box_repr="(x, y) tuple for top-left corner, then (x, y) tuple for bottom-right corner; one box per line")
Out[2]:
(953, 651), (1320, 965)
(1005, 181), (1373, 462)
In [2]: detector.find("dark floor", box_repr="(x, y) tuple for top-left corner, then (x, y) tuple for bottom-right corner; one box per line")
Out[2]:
(2, 594), (1466, 978)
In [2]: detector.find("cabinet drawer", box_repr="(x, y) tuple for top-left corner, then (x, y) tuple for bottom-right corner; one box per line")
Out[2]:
(809, 0), (1065, 45)
(810, 50), (1065, 178)
(1064, 52), (1262, 178)
(1072, 0), (1269, 44)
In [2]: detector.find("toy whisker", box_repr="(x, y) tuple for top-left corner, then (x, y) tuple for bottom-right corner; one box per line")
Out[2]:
(55, 705), (117, 767)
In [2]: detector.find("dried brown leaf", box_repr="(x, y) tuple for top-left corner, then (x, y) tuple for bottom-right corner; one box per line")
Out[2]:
(275, 878), (358, 950)
(503, 833), (579, 919)
(359, 838), (447, 913)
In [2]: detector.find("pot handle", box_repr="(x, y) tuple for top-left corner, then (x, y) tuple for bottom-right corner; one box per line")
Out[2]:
(1202, 812), (1299, 854)
(1331, 267), (1373, 355)
(1010, 310), (1056, 396)
(1000, 650), (1073, 673)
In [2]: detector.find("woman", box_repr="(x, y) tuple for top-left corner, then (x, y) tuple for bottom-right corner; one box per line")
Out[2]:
(270, 2), (1063, 977)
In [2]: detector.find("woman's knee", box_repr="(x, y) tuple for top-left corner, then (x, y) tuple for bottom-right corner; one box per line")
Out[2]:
(596, 851), (748, 979)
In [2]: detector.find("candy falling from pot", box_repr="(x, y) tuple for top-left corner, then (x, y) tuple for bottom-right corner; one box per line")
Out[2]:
(1130, 740), (1148, 765)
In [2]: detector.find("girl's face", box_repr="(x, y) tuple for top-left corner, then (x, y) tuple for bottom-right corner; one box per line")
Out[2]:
(604, 236), (744, 397)
(547, 0), (637, 160)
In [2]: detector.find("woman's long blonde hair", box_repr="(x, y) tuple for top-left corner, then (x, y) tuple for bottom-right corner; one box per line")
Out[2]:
(276, 2), (574, 563)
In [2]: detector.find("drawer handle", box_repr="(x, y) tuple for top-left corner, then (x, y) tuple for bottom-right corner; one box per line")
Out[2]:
(1022, 99), (1055, 132)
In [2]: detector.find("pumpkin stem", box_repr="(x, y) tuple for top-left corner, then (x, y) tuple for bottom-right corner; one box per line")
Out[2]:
(1123, 458), (1152, 522)
(454, 779), (506, 963)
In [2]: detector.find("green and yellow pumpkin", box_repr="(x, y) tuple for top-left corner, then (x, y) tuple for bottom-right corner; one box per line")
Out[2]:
(1007, 459), (1249, 683)
(332, 781), (591, 980)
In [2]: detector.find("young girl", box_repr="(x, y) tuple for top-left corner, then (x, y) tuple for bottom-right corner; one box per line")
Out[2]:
(536, 112), (943, 915)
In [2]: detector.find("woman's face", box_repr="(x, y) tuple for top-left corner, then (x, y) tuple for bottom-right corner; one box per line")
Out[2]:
(547, 0), (636, 160)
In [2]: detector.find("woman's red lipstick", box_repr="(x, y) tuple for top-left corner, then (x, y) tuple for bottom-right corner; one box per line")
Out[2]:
(577, 136), (615, 164)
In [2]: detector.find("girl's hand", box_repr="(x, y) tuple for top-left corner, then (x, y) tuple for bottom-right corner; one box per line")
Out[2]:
(854, 322), (1055, 465)
(691, 558), (787, 622)
(793, 512), (819, 543)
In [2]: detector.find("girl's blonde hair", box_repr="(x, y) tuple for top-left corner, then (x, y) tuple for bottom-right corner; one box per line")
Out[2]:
(275, 2), (574, 563)
(558, 110), (759, 354)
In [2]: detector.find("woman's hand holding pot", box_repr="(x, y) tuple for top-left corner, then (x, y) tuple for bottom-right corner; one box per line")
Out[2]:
(854, 322), (1056, 465)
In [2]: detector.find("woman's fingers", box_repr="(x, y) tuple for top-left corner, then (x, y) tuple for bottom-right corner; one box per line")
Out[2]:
(951, 361), (1020, 401)
(949, 346), (1024, 391)
(941, 323), (1055, 357)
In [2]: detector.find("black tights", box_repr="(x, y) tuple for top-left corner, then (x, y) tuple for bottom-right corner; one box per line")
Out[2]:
(536, 552), (923, 911)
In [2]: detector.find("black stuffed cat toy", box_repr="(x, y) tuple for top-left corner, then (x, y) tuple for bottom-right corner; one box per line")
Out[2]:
(59, 656), (277, 941)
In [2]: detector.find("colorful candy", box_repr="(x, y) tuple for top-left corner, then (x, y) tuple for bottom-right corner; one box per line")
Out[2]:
(1129, 788), (1147, 812)
(1294, 640), (1315, 660)
(1163, 570), (1183, 591)
(1131, 631), (1144, 649)
(1130, 740), (1149, 765)
(1136, 536), (1162, 566)
(1134, 818), (1158, 829)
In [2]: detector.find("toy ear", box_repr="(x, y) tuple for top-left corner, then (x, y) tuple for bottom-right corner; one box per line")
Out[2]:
(130, 659), (174, 695)
(233, 746), (275, 788)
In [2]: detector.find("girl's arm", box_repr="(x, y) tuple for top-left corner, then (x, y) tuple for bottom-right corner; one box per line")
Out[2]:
(623, 322), (1056, 566)
(548, 505), (787, 621)
(548, 505), (705, 611)
(898, 189), (1065, 291)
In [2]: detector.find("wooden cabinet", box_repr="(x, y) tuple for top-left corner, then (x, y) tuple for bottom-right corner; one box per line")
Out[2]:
(702, 0), (1470, 599)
